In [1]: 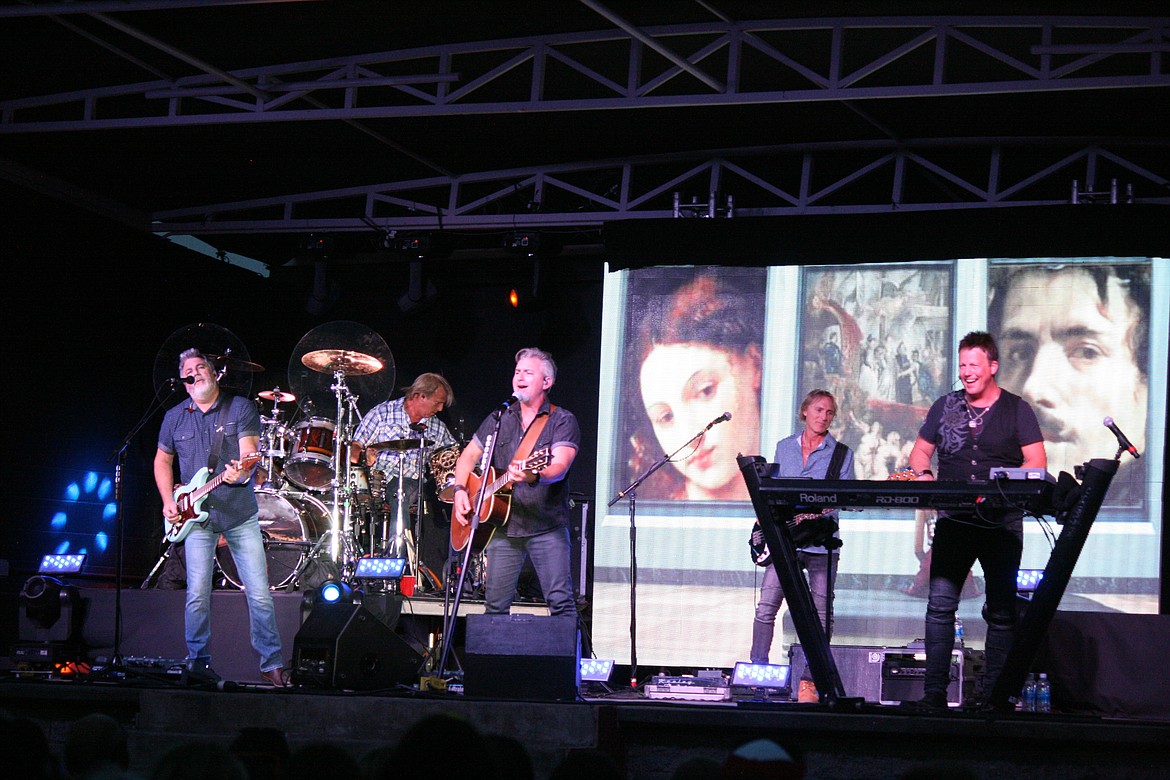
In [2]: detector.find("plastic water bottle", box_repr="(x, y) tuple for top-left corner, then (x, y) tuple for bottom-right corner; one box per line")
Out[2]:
(954, 618), (965, 647)
(1021, 673), (1037, 712)
(1036, 673), (1051, 713)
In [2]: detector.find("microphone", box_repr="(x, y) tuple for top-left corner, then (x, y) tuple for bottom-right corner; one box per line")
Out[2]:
(1103, 417), (1140, 459)
(498, 394), (519, 410)
(409, 421), (427, 433)
(170, 376), (195, 385)
(705, 411), (732, 430)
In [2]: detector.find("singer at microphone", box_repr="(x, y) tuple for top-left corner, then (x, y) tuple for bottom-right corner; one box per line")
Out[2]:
(171, 376), (195, 385)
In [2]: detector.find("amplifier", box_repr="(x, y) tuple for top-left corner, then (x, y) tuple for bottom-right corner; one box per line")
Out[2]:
(645, 674), (731, 702)
(879, 647), (985, 707)
(789, 644), (885, 702)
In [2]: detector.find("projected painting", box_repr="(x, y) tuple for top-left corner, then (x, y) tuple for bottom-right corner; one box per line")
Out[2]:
(593, 257), (1165, 671)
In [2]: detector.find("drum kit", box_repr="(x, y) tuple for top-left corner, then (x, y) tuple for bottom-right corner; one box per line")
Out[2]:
(219, 347), (452, 594)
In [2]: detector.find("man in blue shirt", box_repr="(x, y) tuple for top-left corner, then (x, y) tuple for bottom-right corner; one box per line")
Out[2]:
(155, 349), (287, 686)
(751, 389), (854, 703)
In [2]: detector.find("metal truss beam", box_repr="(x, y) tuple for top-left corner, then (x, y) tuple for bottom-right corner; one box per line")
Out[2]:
(3, 16), (1168, 131)
(151, 139), (1170, 237)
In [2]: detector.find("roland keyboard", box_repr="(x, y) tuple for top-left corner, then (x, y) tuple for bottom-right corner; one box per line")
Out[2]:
(754, 476), (1055, 514)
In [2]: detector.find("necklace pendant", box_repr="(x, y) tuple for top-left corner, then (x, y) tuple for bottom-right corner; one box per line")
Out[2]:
(968, 419), (977, 429)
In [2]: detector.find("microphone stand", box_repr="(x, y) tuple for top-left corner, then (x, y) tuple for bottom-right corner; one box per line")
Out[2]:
(104, 381), (183, 674)
(435, 406), (507, 679)
(608, 417), (722, 688)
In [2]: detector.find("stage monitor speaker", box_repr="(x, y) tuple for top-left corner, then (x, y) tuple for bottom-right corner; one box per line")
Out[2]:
(789, 644), (885, 702)
(880, 647), (985, 707)
(464, 613), (578, 701)
(291, 601), (422, 691)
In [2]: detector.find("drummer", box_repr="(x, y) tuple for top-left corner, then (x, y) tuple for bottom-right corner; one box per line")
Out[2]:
(350, 372), (458, 511)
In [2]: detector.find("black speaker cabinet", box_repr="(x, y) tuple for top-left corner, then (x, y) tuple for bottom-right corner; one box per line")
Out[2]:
(789, 644), (885, 702)
(463, 614), (579, 701)
(880, 647), (985, 707)
(291, 601), (422, 691)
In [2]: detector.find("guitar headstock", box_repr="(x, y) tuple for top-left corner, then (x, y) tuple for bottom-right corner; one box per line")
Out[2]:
(523, 448), (552, 472)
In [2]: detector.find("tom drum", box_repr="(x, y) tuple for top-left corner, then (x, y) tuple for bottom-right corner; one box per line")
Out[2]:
(284, 417), (336, 491)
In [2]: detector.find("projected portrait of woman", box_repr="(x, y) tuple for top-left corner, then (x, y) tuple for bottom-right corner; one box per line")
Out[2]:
(620, 268), (765, 501)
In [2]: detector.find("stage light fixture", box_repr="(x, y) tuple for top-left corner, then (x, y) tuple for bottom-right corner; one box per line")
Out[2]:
(318, 580), (354, 605)
(1017, 568), (1044, 594)
(579, 657), (614, 682)
(39, 553), (86, 574)
(731, 661), (791, 689)
(354, 558), (407, 579)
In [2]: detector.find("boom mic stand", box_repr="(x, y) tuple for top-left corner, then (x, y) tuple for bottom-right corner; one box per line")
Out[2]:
(104, 380), (184, 675)
(608, 412), (730, 688)
(435, 409), (506, 679)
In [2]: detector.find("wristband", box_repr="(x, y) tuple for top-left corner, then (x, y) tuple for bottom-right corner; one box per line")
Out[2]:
(453, 484), (468, 494)
(916, 469), (933, 477)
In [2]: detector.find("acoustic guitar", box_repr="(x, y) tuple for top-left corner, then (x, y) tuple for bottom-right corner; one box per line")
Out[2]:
(450, 448), (550, 552)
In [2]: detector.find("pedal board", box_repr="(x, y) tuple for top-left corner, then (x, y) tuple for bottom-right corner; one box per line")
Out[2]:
(645, 674), (732, 702)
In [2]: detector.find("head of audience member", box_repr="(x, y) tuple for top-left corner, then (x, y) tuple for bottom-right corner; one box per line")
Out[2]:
(387, 714), (498, 780)
(989, 263), (1149, 477)
(721, 738), (804, 779)
(1, 709), (60, 780)
(286, 742), (359, 780)
(64, 713), (130, 780)
(229, 727), (290, 780)
(151, 742), (248, 780)
(629, 273), (763, 501)
(549, 747), (625, 780)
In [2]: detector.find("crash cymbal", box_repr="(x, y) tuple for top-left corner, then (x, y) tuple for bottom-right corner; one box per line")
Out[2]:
(207, 352), (266, 372)
(258, 389), (296, 403)
(301, 349), (384, 376)
(366, 438), (434, 452)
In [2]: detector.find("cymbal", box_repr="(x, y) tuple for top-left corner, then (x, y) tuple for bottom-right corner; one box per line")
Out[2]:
(301, 349), (384, 376)
(207, 353), (266, 372)
(366, 438), (435, 452)
(258, 390), (296, 403)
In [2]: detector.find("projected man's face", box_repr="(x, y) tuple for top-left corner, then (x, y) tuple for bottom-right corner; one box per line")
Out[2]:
(997, 267), (1147, 476)
(640, 343), (761, 500)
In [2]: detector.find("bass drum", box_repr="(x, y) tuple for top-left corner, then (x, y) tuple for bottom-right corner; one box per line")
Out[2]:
(216, 489), (328, 591)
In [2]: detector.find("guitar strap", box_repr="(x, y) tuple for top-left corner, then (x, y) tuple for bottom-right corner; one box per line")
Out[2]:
(825, 440), (849, 481)
(512, 404), (556, 464)
(205, 397), (232, 474)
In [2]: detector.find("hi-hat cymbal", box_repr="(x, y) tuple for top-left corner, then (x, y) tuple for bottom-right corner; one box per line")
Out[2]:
(258, 389), (296, 403)
(207, 352), (266, 372)
(366, 438), (434, 452)
(301, 349), (384, 376)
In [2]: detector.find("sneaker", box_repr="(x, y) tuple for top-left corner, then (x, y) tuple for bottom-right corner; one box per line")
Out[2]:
(900, 691), (948, 712)
(260, 667), (291, 688)
(797, 679), (819, 703)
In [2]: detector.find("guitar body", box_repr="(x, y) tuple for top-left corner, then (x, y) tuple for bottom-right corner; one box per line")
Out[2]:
(167, 467), (212, 543)
(449, 448), (550, 553)
(449, 467), (511, 553)
(164, 453), (259, 544)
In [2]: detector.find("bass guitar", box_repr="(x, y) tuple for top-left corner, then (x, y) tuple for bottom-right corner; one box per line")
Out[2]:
(451, 448), (551, 553)
(164, 452), (260, 544)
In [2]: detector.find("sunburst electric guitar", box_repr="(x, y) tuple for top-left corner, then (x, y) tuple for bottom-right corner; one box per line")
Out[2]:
(164, 453), (260, 544)
(451, 448), (551, 553)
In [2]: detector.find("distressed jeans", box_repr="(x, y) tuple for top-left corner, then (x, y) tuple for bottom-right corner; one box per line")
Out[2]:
(484, 526), (576, 616)
(751, 550), (838, 677)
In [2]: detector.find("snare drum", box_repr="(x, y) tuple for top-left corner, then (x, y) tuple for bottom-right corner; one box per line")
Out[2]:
(284, 417), (336, 491)
(428, 444), (462, 502)
(216, 489), (327, 590)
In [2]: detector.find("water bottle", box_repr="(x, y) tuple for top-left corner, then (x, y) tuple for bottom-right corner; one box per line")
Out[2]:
(1021, 673), (1037, 712)
(954, 618), (965, 647)
(1036, 673), (1051, 713)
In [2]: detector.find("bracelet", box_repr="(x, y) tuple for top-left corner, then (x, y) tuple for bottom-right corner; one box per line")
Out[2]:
(453, 484), (468, 494)
(916, 469), (933, 477)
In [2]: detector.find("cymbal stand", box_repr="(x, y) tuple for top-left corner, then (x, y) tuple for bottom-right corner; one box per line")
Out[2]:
(386, 451), (419, 575)
(326, 369), (363, 577)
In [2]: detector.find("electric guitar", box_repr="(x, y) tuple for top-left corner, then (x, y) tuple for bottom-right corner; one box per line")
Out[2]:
(165, 452), (260, 544)
(450, 448), (551, 552)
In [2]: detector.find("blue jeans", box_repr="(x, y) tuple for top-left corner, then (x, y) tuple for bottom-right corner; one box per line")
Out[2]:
(751, 550), (838, 673)
(923, 515), (1022, 701)
(484, 527), (576, 616)
(184, 515), (284, 672)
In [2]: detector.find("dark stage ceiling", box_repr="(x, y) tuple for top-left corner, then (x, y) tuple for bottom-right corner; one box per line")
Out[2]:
(2, 1), (1168, 273)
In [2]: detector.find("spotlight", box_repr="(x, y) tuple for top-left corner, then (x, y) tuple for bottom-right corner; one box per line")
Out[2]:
(579, 657), (615, 682)
(354, 558), (407, 579)
(318, 580), (354, 605)
(731, 661), (791, 690)
(39, 553), (86, 574)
